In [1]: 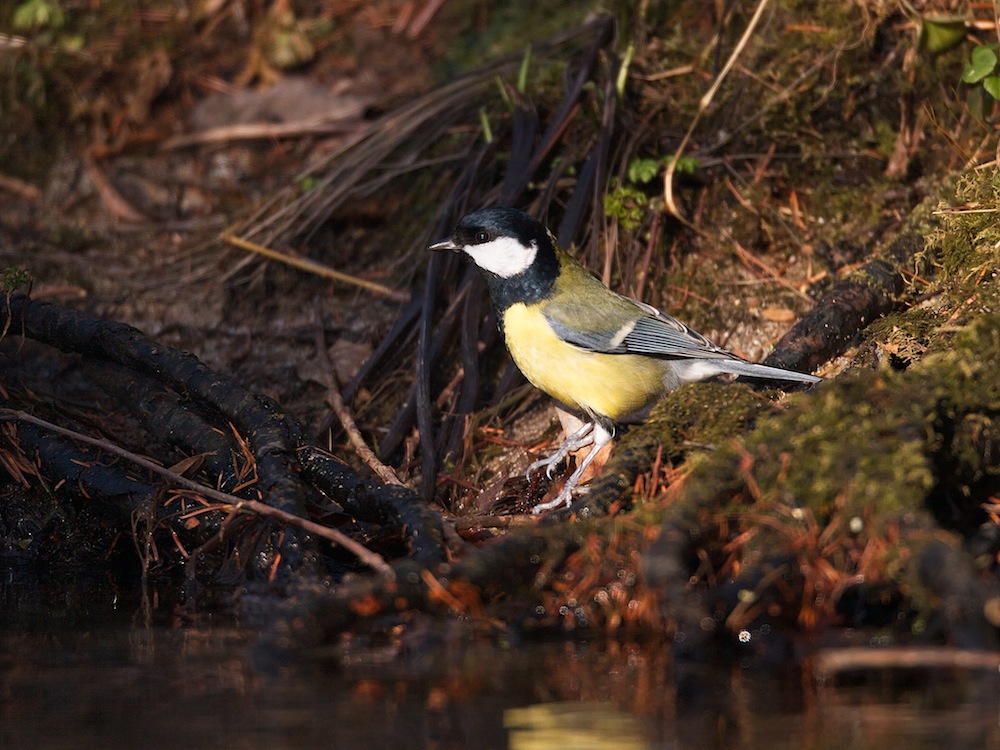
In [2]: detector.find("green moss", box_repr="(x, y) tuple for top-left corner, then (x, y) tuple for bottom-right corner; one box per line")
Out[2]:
(931, 171), (1000, 294)
(625, 381), (772, 457)
(584, 383), (771, 512)
(667, 312), (1000, 596)
(865, 308), (943, 364)
(739, 373), (937, 520)
(604, 185), (650, 231)
(628, 309), (1000, 636)
(949, 413), (1000, 488)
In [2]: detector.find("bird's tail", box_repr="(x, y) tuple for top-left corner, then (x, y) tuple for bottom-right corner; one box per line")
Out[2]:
(720, 359), (822, 384)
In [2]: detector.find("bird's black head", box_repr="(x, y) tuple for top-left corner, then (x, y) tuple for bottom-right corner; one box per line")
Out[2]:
(450, 207), (550, 251)
(429, 207), (559, 309)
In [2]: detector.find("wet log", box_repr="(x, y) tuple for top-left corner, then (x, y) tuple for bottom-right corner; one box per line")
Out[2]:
(0, 296), (448, 581)
(763, 234), (924, 375)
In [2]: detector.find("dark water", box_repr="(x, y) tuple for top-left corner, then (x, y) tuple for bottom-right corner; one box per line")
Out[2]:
(2, 576), (999, 750)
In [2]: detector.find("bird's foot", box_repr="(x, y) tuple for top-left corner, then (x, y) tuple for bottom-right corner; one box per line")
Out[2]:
(529, 423), (612, 515)
(525, 421), (595, 481)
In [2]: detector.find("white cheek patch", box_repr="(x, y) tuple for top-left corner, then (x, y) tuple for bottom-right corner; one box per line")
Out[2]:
(462, 236), (537, 278)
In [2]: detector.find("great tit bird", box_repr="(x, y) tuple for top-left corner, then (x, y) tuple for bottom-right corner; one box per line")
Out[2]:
(430, 207), (821, 514)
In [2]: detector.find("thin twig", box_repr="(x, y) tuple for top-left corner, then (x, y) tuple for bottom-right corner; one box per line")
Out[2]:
(1, 408), (394, 577)
(663, 0), (771, 219)
(0, 172), (42, 201)
(222, 233), (410, 302)
(311, 303), (405, 486)
(812, 646), (1000, 679)
(725, 229), (813, 303)
(162, 119), (365, 150)
(83, 152), (147, 223)
(406, 0), (446, 38)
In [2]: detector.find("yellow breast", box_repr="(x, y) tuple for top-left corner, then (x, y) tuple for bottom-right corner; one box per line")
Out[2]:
(502, 302), (667, 421)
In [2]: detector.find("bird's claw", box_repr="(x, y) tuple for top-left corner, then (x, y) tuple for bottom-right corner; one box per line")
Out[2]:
(529, 484), (592, 515)
(531, 490), (572, 514)
(525, 457), (561, 482)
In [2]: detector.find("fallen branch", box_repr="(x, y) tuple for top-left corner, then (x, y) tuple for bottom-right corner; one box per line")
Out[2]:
(311, 303), (405, 487)
(2, 296), (310, 528)
(0, 408), (393, 577)
(762, 235), (922, 376)
(222, 233), (410, 302)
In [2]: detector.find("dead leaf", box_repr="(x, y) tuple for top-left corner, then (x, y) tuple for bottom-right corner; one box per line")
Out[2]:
(760, 307), (796, 323)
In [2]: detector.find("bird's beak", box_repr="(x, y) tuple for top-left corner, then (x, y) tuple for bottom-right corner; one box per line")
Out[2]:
(429, 238), (459, 252)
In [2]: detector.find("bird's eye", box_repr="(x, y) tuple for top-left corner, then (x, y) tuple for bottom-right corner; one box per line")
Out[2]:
(475, 230), (492, 243)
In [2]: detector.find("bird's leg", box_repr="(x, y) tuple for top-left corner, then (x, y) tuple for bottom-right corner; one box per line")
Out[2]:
(530, 422), (613, 514)
(526, 421), (595, 480)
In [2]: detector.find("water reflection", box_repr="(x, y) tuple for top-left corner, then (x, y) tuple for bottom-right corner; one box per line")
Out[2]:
(2, 578), (999, 749)
(505, 702), (650, 749)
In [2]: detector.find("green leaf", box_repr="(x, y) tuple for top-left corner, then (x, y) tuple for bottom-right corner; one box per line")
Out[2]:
(13, 0), (65, 30)
(60, 33), (84, 51)
(983, 75), (1000, 100)
(627, 158), (660, 184)
(921, 16), (967, 54)
(604, 185), (648, 230)
(1, 268), (32, 292)
(479, 107), (494, 144)
(962, 45), (997, 84)
(672, 156), (700, 175)
(494, 76), (512, 110)
(616, 42), (635, 99)
(516, 45), (531, 94)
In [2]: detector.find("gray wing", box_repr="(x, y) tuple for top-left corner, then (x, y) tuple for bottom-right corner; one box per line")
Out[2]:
(615, 302), (736, 359)
(544, 297), (735, 361)
(544, 297), (822, 384)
